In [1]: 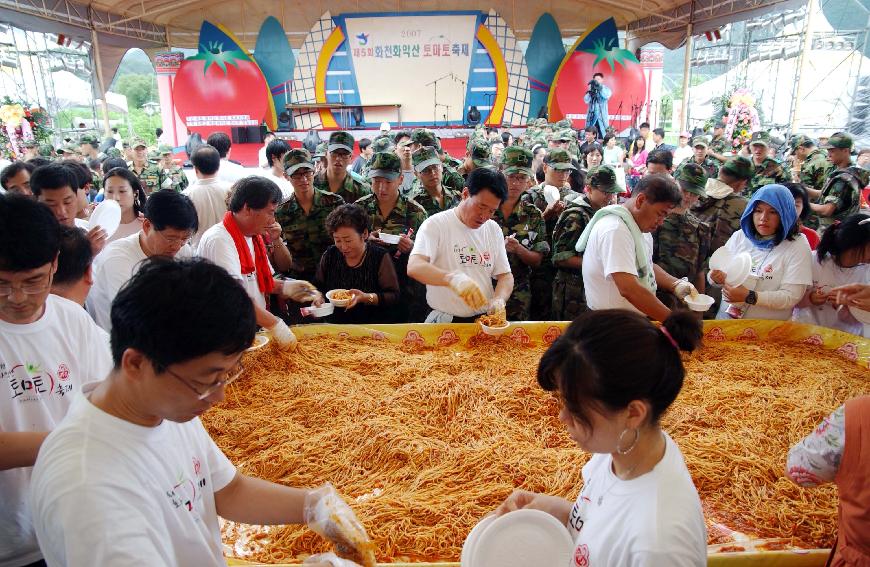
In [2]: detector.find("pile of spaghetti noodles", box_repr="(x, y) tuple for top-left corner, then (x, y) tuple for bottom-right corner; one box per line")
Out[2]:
(203, 335), (867, 564)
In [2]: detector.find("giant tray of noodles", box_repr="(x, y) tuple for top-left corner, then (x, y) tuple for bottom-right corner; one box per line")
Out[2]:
(211, 320), (870, 567)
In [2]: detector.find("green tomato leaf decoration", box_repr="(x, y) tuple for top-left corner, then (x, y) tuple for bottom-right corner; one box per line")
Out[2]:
(189, 41), (250, 75)
(581, 37), (639, 72)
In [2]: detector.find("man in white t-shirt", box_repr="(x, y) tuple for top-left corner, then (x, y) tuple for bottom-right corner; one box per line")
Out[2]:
(30, 163), (107, 255)
(258, 131), (276, 168)
(87, 191), (198, 331)
(198, 177), (320, 350)
(408, 167), (514, 322)
(579, 174), (695, 322)
(207, 132), (247, 185)
(184, 146), (232, 249)
(51, 225), (95, 308)
(264, 138), (294, 199)
(30, 259), (368, 567)
(0, 195), (112, 567)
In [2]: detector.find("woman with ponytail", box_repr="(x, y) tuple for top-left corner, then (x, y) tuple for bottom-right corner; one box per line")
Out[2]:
(494, 309), (707, 567)
(793, 213), (870, 336)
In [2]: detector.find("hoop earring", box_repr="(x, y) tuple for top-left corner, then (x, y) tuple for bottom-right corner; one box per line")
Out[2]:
(616, 427), (640, 455)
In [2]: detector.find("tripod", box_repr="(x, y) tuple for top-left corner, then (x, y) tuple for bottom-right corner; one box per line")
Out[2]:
(427, 73), (453, 127)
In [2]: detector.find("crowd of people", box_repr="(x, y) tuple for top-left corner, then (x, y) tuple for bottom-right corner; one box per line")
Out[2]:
(1, 117), (869, 567)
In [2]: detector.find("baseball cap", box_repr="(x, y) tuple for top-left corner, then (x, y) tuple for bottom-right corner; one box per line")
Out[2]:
(158, 144), (173, 155)
(789, 134), (814, 151)
(544, 149), (576, 171)
(467, 138), (492, 167)
(411, 128), (438, 148)
(587, 165), (620, 193)
(412, 146), (442, 172)
(328, 131), (355, 154)
(820, 132), (853, 150)
(367, 152), (402, 180)
(691, 137), (708, 148)
(680, 131), (691, 139)
(313, 141), (328, 158)
(674, 163), (707, 196)
(721, 156), (754, 180)
(371, 136), (394, 153)
(283, 148), (315, 175)
(130, 138), (147, 149)
(749, 131), (770, 148)
(501, 146), (535, 178)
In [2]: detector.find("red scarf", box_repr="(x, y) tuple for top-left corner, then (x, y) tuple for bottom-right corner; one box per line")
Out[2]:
(222, 211), (274, 295)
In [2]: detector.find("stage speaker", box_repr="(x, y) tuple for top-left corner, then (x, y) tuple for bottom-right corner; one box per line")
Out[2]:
(230, 126), (266, 144)
(277, 112), (292, 131)
(467, 105), (481, 125)
(536, 105), (549, 119)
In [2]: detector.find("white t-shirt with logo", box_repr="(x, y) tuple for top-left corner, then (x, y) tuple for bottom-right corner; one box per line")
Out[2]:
(197, 222), (272, 310)
(793, 252), (870, 337)
(0, 295), (112, 567)
(30, 382), (237, 567)
(86, 232), (193, 332)
(411, 209), (511, 317)
(567, 433), (707, 567)
(715, 230), (813, 320)
(582, 215), (654, 314)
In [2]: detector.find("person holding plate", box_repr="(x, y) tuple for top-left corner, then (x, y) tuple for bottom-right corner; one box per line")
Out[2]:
(711, 184), (812, 320)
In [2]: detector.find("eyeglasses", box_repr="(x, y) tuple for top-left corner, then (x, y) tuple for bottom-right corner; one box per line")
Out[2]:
(329, 151), (352, 161)
(290, 170), (315, 180)
(0, 273), (52, 297)
(165, 361), (245, 400)
(155, 230), (193, 246)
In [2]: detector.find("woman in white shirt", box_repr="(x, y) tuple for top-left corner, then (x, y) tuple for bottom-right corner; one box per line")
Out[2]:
(793, 213), (870, 336)
(495, 309), (707, 567)
(102, 167), (146, 244)
(711, 184), (813, 320)
(602, 135), (627, 192)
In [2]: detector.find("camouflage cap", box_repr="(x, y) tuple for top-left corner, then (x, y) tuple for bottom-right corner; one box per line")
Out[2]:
(371, 136), (394, 153)
(467, 138), (492, 167)
(674, 162), (708, 196)
(555, 118), (573, 129)
(105, 147), (122, 158)
(749, 131), (770, 147)
(411, 128), (438, 148)
(821, 132), (853, 150)
(691, 136), (708, 148)
(61, 143), (79, 154)
(412, 146), (442, 172)
(130, 138), (147, 149)
(396, 137), (413, 150)
(721, 156), (754, 180)
(313, 141), (328, 158)
(587, 165), (620, 193)
(551, 129), (575, 142)
(79, 134), (98, 145)
(367, 151), (402, 180)
(283, 148), (315, 175)
(328, 131), (355, 153)
(501, 146), (535, 178)
(544, 149), (576, 171)
(147, 149), (160, 162)
(38, 143), (53, 157)
(533, 118), (548, 128)
(158, 144), (173, 155)
(789, 134), (814, 150)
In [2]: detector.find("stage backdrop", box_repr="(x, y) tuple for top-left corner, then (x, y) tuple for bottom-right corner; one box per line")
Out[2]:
(291, 10), (529, 129)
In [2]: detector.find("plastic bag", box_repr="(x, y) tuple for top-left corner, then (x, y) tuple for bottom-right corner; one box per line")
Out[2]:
(304, 483), (377, 567)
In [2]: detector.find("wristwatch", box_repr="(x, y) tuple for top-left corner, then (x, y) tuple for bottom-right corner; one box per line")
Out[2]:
(745, 290), (758, 305)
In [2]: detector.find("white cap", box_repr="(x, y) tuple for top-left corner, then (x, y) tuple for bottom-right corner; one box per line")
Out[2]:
(380, 121), (391, 132)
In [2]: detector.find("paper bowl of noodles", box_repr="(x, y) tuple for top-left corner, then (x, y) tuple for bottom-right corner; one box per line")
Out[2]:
(477, 313), (510, 336)
(326, 289), (353, 307)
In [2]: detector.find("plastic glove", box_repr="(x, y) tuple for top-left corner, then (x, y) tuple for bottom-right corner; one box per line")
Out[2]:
(674, 279), (698, 301)
(282, 280), (319, 303)
(304, 483), (376, 567)
(487, 297), (507, 319)
(267, 319), (298, 351)
(446, 272), (487, 311)
(303, 552), (363, 567)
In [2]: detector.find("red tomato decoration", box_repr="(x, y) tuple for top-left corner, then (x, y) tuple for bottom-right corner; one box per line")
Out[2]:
(551, 37), (646, 130)
(173, 41), (270, 128)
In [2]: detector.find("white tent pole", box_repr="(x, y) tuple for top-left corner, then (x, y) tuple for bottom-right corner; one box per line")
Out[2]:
(90, 26), (112, 137)
(790, 0), (817, 132)
(680, 23), (693, 133)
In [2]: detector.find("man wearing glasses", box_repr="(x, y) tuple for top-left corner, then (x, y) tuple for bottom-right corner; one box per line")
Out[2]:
(87, 190), (199, 332)
(0, 194), (112, 567)
(30, 258), (369, 567)
(313, 131), (371, 203)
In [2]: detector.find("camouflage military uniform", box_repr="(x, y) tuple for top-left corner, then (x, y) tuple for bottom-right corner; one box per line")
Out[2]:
(817, 166), (869, 231)
(653, 212), (711, 307)
(128, 162), (165, 195)
(159, 165), (188, 192)
(443, 154), (464, 170)
(275, 189), (345, 282)
(551, 197), (595, 320)
(492, 199), (549, 321)
(798, 148), (832, 192)
(747, 156), (791, 195)
(709, 134), (729, 161)
(692, 194), (747, 253)
(314, 171), (370, 203)
(677, 155), (719, 180)
(407, 182), (461, 216)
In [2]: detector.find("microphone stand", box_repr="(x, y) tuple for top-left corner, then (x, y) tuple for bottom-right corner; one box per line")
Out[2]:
(427, 73), (453, 127)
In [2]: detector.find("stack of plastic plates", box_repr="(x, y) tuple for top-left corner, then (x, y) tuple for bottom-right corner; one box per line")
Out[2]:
(461, 509), (574, 567)
(709, 247), (752, 287)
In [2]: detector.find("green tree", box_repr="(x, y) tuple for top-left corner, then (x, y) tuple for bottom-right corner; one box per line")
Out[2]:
(112, 74), (157, 110)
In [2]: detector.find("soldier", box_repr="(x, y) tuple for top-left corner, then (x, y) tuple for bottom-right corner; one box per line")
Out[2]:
(547, 129), (572, 150)
(409, 128), (464, 193)
(747, 131), (791, 195)
(360, 136), (393, 179)
(79, 134), (101, 161)
(275, 148), (345, 283)
(653, 163), (712, 309)
(692, 156), (753, 252)
(708, 122), (729, 163)
(789, 134), (832, 229)
(551, 165), (621, 320)
(676, 137), (719, 179)
(492, 146), (549, 320)
(407, 146), (461, 216)
(313, 131), (371, 203)
(811, 132), (869, 234)
(157, 145), (189, 192)
(458, 138), (491, 178)
(313, 141), (328, 176)
(127, 138), (165, 195)
(21, 139), (39, 161)
(355, 152), (428, 321)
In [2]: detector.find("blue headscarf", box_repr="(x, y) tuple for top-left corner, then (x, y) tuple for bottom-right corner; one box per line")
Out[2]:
(740, 184), (797, 249)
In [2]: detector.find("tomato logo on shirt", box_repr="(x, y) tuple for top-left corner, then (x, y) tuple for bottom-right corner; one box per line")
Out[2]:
(57, 363), (70, 381)
(574, 544), (590, 567)
(193, 456), (201, 476)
